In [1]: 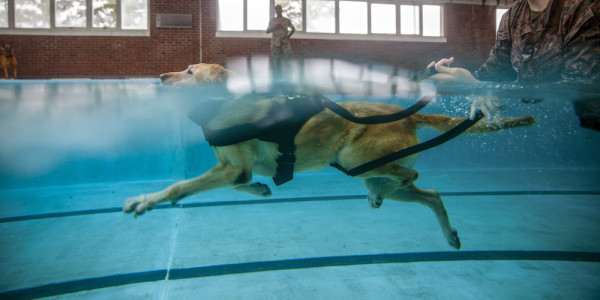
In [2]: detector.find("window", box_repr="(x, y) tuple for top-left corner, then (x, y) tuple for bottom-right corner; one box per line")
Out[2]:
(496, 8), (508, 32)
(422, 5), (441, 37)
(0, 0), (7, 27)
(15, 0), (50, 28)
(339, 1), (367, 34)
(247, 0), (269, 30)
(275, 0), (302, 31)
(218, 0), (444, 41)
(121, 0), (147, 30)
(219, 0), (243, 31)
(1, 0), (148, 35)
(371, 3), (396, 35)
(93, 0), (117, 28)
(56, 0), (86, 28)
(306, 0), (334, 33)
(400, 5), (419, 35)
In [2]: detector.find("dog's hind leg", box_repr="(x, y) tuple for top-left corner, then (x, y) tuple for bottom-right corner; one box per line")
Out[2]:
(233, 182), (272, 197)
(386, 183), (460, 249)
(359, 165), (419, 208)
(123, 163), (250, 217)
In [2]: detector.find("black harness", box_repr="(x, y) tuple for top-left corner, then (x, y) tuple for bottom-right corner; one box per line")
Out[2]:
(200, 95), (483, 185)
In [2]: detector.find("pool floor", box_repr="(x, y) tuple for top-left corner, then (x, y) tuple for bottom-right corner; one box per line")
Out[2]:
(1, 168), (599, 299)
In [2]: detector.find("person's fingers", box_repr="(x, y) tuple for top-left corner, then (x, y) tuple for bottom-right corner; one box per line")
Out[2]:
(427, 61), (436, 68)
(435, 57), (454, 66)
(434, 57), (455, 74)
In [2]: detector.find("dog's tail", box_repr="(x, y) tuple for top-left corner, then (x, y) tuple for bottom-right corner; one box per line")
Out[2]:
(413, 113), (536, 134)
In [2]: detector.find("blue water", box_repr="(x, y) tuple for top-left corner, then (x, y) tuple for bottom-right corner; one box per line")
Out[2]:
(0, 80), (598, 299)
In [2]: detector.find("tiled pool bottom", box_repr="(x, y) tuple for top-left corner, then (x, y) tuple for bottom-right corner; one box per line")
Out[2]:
(1, 169), (599, 299)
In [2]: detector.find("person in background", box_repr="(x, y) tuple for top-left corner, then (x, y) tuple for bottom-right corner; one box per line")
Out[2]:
(427, 0), (600, 130)
(267, 5), (295, 77)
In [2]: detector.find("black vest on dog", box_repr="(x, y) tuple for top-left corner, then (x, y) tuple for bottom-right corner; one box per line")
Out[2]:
(200, 95), (326, 186)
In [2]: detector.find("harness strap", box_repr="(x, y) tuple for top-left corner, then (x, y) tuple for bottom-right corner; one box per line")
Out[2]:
(318, 95), (434, 124)
(331, 110), (484, 177)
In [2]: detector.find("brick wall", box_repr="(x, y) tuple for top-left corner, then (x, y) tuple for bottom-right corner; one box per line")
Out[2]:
(0, 1), (497, 78)
(0, 0), (201, 78)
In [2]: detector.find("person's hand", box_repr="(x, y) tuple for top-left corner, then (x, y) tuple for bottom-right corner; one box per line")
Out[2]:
(469, 96), (501, 120)
(427, 57), (480, 85)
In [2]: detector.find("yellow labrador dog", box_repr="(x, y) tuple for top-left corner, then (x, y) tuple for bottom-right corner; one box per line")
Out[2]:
(124, 63), (535, 249)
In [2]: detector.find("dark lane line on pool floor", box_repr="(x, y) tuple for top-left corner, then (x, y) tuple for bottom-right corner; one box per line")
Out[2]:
(1, 190), (599, 223)
(1, 250), (599, 300)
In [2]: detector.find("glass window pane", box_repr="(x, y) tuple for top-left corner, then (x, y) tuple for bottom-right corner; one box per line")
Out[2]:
(423, 5), (441, 37)
(400, 5), (419, 35)
(0, 0), (8, 28)
(247, 0), (269, 30)
(339, 1), (367, 34)
(218, 0), (243, 31)
(496, 8), (508, 32)
(371, 3), (395, 34)
(306, 0), (334, 33)
(15, 0), (51, 29)
(93, 0), (117, 28)
(275, 0), (302, 31)
(122, 0), (147, 30)
(55, 0), (86, 27)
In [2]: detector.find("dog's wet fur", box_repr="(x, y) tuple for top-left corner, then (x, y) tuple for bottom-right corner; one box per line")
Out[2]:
(124, 63), (536, 249)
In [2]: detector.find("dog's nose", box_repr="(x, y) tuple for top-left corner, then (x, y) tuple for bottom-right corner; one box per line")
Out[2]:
(159, 74), (168, 83)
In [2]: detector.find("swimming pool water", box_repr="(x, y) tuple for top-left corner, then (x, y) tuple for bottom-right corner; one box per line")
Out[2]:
(0, 80), (598, 299)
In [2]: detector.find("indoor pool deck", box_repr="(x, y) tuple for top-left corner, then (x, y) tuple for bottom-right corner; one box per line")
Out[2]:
(0, 169), (599, 299)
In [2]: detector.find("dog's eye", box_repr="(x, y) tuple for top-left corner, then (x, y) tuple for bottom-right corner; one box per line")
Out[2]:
(187, 69), (193, 75)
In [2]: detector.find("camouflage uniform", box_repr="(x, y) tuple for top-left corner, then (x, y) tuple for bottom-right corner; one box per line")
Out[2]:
(475, 0), (600, 84)
(268, 16), (294, 61)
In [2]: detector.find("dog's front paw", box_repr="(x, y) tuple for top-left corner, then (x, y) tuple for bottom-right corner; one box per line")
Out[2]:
(123, 195), (155, 217)
(256, 183), (272, 197)
(368, 193), (383, 209)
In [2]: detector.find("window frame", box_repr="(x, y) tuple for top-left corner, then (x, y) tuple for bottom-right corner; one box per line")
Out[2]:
(0, 0), (149, 36)
(217, 0), (447, 43)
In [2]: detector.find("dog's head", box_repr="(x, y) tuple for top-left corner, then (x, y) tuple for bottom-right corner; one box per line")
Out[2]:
(160, 63), (236, 86)
(1, 42), (14, 57)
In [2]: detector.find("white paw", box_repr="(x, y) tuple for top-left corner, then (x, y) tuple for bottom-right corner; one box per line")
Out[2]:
(368, 193), (383, 209)
(123, 195), (154, 217)
(256, 183), (272, 197)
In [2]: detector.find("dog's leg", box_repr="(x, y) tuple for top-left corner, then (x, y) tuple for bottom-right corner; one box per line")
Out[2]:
(2, 67), (7, 79)
(123, 163), (249, 216)
(233, 182), (272, 197)
(360, 165), (419, 208)
(387, 184), (460, 249)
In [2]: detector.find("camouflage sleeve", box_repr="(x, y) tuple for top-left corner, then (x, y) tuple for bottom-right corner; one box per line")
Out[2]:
(474, 10), (517, 82)
(561, 4), (600, 84)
